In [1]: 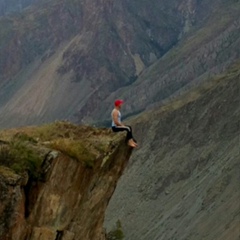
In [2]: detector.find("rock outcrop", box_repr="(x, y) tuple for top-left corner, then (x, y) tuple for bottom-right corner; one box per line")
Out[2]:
(0, 122), (132, 240)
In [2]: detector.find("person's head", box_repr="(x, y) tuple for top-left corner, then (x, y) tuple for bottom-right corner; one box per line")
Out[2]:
(114, 99), (124, 109)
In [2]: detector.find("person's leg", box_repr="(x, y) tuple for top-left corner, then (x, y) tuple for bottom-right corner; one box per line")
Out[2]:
(112, 126), (137, 147)
(112, 126), (131, 138)
(125, 125), (137, 143)
(112, 126), (129, 133)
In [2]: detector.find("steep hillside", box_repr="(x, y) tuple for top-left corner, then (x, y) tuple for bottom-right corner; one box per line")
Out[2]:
(0, 0), (239, 128)
(0, 121), (132, 240)
(94, 1), (240, 122)
(0, 0), (38, 16)
(105, 63), (240, 239)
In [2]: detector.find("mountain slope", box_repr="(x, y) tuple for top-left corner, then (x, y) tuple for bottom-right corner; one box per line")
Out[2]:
(0, 0), (38, 16)
(105, 63), (240, 239)
(0, 0), (239, 128)
(93, 2), (240, 122)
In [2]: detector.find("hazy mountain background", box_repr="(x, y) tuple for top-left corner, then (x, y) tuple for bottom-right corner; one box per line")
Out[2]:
(0, 0), (239, 239)
(0, 0), (38, 16)
(0, 0), (239, 128)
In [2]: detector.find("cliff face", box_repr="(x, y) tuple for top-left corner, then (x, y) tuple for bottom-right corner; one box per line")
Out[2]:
(105, 63), (240, 239)
(0, 122), (132, 240)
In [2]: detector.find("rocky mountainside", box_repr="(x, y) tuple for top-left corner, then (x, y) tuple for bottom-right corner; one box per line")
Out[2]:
(0, 1), (239, 240)
(93, 1), (240, 123)
(0, 0), (38, 16)
(0, 0), (239, 128)
(105, 63), (240, 239)
(0, 122), (132, 240)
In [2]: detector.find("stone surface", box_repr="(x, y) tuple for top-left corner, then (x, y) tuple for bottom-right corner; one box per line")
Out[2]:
(30, 227), (56, 240)
(62, 230), (75, 240)
(0, 167), (27, 240)
(105, 64), (240, 239)
(0, 0), (38, 16)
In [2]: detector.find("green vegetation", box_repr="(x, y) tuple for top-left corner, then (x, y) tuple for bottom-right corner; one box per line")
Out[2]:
(31, 121), (91, 142)
(106, 220), (125, 240)
(49, 138), (96, 168)
(34, 122), (71, 141)
(0, 121), (111, 170)
(13, 132), (37, 143)
(31, 122), (110, 168)
(0, 140), (42, 179)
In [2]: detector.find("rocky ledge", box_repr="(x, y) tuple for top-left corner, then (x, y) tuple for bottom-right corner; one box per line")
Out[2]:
(0, 121), (132, 240)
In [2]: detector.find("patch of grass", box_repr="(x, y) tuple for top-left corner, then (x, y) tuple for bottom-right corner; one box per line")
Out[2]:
(0, 141), (42, 179)
(49, 138), (96, 168)
(29, 122), (72, 141)
(0, 166), (18, 179)
(0, 121), (113, 169)
(12, 132), (37, 143)
(34, 122), (63, 141)
(107, 220), (125, 240)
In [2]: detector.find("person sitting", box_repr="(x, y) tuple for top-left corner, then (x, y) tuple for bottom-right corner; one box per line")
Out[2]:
(111, 99), (137, 148)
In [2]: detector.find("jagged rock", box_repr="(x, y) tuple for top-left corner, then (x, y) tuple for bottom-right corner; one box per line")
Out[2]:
(0, 167), (27, 240)
(30, 227), (56, 240)
(41, 150), (59, 181)
(61, 230), (75, 240)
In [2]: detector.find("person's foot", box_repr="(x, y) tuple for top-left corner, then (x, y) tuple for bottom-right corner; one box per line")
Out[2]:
(128, 139), (137, 148)
(128, 141), (136, 148)
(133, 140), (138, 147)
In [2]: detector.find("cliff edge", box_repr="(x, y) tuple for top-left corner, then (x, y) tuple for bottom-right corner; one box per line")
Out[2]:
(0, 122), (132, 240)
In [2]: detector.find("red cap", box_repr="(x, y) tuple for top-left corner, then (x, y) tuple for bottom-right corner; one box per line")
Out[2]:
(114, 99), (124, 107)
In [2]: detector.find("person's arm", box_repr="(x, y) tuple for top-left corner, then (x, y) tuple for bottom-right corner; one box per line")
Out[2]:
(112, 110), (124, 126)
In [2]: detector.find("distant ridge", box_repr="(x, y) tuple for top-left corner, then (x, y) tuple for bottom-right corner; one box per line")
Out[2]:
(0, 0), (239, 130)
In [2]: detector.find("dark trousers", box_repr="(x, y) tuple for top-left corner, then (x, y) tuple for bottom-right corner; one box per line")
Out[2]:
(112, 125), (135, 141)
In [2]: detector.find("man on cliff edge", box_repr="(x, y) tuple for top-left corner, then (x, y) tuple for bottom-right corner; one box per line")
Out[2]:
(111, 99), (137, 148)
